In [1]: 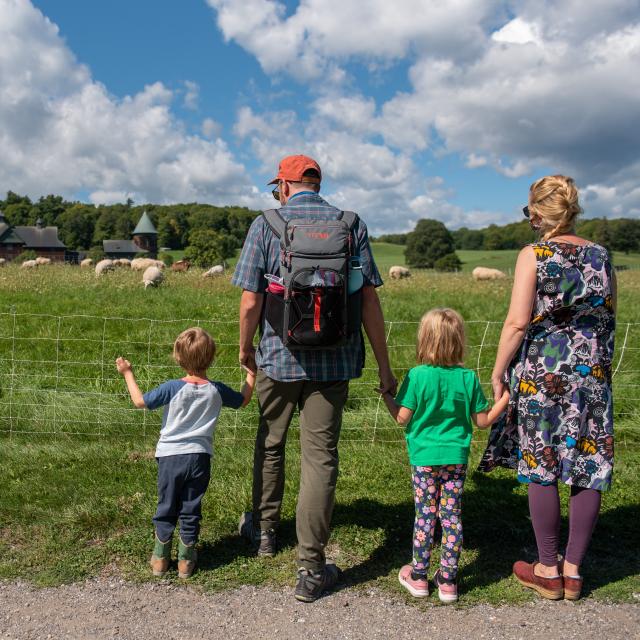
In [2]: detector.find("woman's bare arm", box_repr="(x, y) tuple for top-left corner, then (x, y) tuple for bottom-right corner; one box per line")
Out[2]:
(491, 246), (537, 401)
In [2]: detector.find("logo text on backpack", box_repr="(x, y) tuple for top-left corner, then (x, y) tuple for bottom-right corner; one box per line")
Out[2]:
(305, 231), (329, 240)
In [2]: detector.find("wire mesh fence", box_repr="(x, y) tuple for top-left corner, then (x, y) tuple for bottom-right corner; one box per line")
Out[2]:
(1, 312), (637, 446)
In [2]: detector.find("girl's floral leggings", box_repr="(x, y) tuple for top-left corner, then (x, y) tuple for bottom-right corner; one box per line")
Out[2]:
(411, 464), (467, 581)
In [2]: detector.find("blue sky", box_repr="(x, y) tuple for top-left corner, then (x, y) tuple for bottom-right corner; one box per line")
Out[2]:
(2, 0), (639, 233)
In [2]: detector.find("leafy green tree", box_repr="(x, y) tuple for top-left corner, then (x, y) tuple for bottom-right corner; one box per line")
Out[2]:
(610, 219), (639, 253)
(452, 227), (484, 250)
(92, 209), (121, 244)
(31, 194), (68, 226)
(376, 233), (408, 245)
(184, 229), (237, 268)
(483, 224), (507, 250)
(2, 191), (32, 225)
(404, 219), (456, 268)
(188, 208), (229, 234)
(157, 211), (189, 249)
(510, 220), (536, 247)
(593, 218), (612, 250)
(58, 204), (96, 250)
(434, 252), (462, 272)
(228, 208), (259, 246)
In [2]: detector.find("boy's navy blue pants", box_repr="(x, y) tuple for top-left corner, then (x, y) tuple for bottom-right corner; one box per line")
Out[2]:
(153, 453), (211, 545)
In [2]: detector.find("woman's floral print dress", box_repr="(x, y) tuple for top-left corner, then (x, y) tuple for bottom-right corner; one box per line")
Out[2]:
(480, 242), (615, 490)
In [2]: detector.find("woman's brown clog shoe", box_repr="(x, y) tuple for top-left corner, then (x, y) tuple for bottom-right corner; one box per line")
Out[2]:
(563, 575), (583, 600)
(513, 561), (564, 600)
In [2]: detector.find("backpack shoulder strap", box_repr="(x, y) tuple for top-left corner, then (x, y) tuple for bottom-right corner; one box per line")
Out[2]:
(262, 209), (287, 239)
(339, 210), (359, 230)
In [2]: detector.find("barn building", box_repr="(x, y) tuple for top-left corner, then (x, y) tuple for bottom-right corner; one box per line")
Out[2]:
(103, 210), (158, 259)
(0, 210), (66, 261)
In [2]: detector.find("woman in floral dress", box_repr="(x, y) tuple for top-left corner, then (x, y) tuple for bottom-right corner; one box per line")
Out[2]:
(480, 175), (616, 600)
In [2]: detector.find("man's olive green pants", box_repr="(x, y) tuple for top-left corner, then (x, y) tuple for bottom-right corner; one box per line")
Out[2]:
(252, 371), (349, 572)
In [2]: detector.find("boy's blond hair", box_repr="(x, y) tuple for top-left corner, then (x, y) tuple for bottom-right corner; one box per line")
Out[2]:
(173, 327), (216, 372)
(416, 308), (465, 366)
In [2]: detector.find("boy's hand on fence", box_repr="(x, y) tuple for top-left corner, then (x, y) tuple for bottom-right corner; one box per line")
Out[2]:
(115, 357), (132, 374)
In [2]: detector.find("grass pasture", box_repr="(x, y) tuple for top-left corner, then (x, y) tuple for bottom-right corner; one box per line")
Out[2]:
(0, 252), (638, 605)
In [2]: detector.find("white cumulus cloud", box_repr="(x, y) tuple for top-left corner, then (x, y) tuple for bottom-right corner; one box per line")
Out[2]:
(211, 0), (640, 223)
(0, 0), (257, 207)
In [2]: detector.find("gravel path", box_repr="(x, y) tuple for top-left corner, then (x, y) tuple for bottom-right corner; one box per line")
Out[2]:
(1, 578), (639, 640)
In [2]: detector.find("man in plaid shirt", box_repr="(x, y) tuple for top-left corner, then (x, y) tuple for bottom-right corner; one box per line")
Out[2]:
(233, 154), (396, 602)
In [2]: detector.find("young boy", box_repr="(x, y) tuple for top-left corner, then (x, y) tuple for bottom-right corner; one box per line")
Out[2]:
(116, 327), (255, 579)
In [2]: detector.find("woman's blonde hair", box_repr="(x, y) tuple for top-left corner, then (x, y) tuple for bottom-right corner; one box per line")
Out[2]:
(173, 327), (216, 372)
(416, 308), (465, 366)
(529, 174), (582, 240)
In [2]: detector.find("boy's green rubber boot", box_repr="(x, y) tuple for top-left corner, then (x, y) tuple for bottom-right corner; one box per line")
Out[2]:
(150, 535), (172, 577)
(177, 538), (198, 579)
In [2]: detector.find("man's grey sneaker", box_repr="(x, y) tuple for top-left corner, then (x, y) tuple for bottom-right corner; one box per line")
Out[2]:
(257, 528), (276, 557)
(238, 511), (276, 557)
(294, 564), (342, 602)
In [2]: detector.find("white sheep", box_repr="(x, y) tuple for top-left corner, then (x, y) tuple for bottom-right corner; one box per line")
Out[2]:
(142, 266), (164, 288)
(95, 259), (115, 276)
(389, 265), (411, 279)
(0, 258), (6, 267)
(21, 260), (38, 268)
(35, 257), (51, 265)
(203, 264), (225, 277)
(115, 258), (131, 268)
(131, 258), (165, 271)
(472, 266), (507, 281)
(80, 258), (93, 268)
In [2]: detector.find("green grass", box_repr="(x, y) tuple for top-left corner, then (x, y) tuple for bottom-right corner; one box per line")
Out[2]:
(0, 256), (638, 604)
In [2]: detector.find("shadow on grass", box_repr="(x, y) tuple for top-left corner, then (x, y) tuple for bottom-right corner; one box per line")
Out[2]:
(196, 519), (300, 572)
(194, 471), (638, 598)
(334, 472), (530, 591)
(332, 472), (639, 596)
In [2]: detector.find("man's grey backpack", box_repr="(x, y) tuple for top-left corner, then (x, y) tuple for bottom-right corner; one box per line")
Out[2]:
(262, 208), (363, 349)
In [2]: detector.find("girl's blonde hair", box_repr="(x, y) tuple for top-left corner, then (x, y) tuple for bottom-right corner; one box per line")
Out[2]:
(173, 327), (216, 372)
(416, 308), (465, 366)
(529, 174), (582, 240)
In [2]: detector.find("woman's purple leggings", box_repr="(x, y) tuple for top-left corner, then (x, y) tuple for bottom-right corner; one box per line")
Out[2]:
(528, 483), (601, 569)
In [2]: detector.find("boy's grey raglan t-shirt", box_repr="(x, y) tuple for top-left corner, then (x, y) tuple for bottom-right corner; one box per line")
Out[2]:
(143, 379), (243, 457)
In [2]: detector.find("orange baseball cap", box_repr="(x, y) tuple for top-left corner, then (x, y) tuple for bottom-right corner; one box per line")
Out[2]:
(268, 154), (322, 185)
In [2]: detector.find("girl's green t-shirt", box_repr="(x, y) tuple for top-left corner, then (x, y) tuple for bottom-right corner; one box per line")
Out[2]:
(395, 365), (488, 466)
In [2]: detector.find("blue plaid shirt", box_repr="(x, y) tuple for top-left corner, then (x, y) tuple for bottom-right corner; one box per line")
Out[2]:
(232, 192), (383, 382)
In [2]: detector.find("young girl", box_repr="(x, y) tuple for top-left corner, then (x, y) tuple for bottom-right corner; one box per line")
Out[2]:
(381, 308), (509, 603)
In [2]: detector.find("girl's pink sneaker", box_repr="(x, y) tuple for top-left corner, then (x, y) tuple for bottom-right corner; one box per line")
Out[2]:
(398, 564), (429, 597)
(434, 569), (458, 603)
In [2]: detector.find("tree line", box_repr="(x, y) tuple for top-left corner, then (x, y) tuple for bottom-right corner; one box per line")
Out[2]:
(380, 217), (640, 271)
(377, 217), (640, 254)
(0, 191), (260, 265)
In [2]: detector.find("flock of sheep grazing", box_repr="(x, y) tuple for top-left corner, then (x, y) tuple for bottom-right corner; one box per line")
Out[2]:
(87, 257), (227, 287)
(386, 265), (507, 280)
(1, 258), (508, 285)
(0, 256), (226, 288)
